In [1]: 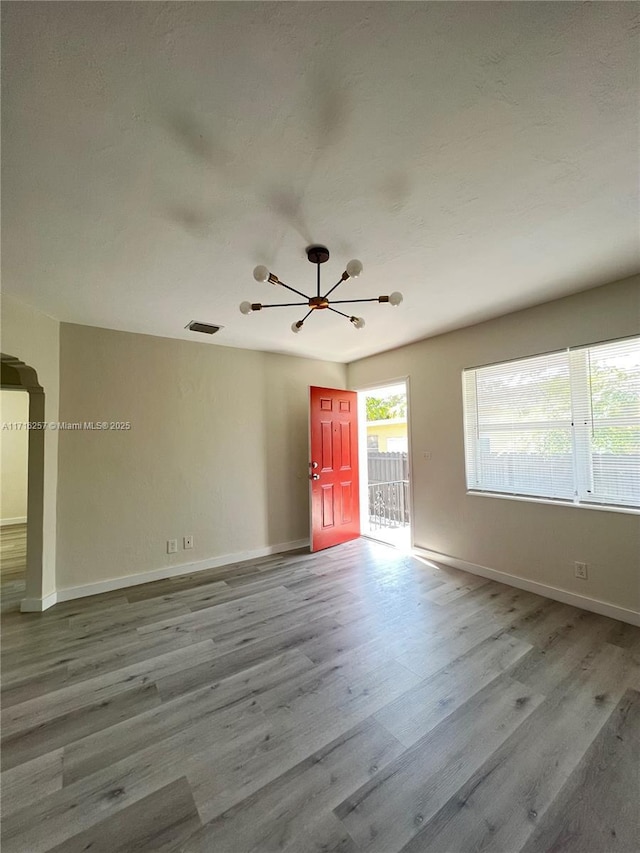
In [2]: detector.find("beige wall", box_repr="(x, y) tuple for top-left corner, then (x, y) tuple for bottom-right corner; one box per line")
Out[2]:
(56, 324), (346, 590)
(1, 295), (60, 599)
(0, 390), (30, 521)
(348, 276), (640, 614)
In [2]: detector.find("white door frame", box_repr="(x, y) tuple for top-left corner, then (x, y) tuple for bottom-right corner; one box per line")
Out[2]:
(353, 376), (414, 550)
(1, 353), (47, 610)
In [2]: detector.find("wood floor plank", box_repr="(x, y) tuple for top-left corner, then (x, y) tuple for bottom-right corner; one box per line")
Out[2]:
(390, 607), (506, 679)
(119, 578), (229, 609)
(183, 718), (402, 852)
(607, 620), (640, 654)
(1, 632), (195, 708)
(255, 653), (422, 720)
(154, 615), (342, 702)
(1, 640), (215, 739)
(1, 698), (269, 852)
(65, 598), (194, 635)
(1, 681), (161, 771)
(1, 622), (168, 678)
(509, 608), (628, 694)
(422, 572), (491, 605)
(200, 589), (358, 652)
(44, 777), (201, 853)
(519, 687), (640, 853)
(1, 663), (72, 709)
(375, 632), (532, 747)
(189, 656), (423, 823)
(63, 649), (315, 784)
(137, 584), (300, 637)
(66, 629), (197, 678)
(0, 749), (63, 817)
(398, 642), (634, 853)
(279, 812), (359, 853)
(335, 675), (545, 853)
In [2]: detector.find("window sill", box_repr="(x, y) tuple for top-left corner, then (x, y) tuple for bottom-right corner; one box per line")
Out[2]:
(466, 490), (640, 516)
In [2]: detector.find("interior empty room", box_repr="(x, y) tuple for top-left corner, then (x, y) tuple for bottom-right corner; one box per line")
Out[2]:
(1, 3), (639, 852)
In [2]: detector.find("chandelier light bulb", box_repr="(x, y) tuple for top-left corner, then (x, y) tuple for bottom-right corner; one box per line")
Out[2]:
(291, 321), (303, 334)
(350, 316), (365, 330)
(253, 265), (270, 283)
(389, 291), (403, 306)
(346, 259), (363, 279)
(239, 301), (253, 314)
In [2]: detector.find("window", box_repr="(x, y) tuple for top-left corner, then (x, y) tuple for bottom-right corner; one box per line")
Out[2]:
(462, 336), (640, 510)
(367, 435), (379, 451)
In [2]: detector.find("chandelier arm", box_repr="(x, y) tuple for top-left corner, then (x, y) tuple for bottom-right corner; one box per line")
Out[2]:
(259, 301), (310, 308)
(323, 278), (347, 300)
(327, 306), (352, 320)
(329, 297), (381, 305)
(301, 308), (314, 323)
(275, 281), (310, 300)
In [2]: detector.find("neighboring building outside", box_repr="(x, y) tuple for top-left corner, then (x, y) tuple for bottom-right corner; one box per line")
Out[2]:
(366, 418), (408, 453)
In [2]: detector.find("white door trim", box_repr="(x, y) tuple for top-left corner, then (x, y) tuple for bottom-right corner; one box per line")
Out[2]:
(353, 376), (413, 549)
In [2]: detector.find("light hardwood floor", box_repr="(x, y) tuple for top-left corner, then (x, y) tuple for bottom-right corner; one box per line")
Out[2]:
(0, 524), (27, 614)
(1, 535), (639, 852)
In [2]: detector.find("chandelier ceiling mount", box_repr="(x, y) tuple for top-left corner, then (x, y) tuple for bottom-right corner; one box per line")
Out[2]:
(239, 245), (403, 334)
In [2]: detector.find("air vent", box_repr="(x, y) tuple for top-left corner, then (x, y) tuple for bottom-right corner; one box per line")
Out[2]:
(185, 321), (223, 335)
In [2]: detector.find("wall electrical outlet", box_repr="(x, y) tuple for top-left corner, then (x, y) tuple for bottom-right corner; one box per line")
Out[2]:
(167, 539), (178, 554)
(574, 561), (588, 580)
(422, 451), (432, 461)
(183, 535), (193, 550)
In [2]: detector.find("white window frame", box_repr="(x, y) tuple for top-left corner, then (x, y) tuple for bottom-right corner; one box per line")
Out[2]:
(462, 336), (640, 515)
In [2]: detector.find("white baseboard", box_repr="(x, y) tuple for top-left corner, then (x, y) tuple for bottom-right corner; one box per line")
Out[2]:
(412, 546), (640, 628)
(1, 517), (27, 527)
(20, 592), (58, 612)
(54, 539), (310, 604)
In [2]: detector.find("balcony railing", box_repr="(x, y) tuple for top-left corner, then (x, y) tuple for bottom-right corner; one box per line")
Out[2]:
(368, 480), (410, 529)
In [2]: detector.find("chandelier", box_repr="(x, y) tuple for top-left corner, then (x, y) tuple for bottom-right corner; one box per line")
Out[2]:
(239, 245), (403, 333)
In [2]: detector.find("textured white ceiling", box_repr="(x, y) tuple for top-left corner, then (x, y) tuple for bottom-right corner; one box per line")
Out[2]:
(2, 2), (638, 362)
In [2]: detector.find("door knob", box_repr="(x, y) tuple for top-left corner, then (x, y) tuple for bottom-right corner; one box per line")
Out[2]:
(309, 461), (318, 469)
(310, 473), (320, 480)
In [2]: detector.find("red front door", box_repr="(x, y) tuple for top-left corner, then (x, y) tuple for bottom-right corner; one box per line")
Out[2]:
(309, 386), (360, 552)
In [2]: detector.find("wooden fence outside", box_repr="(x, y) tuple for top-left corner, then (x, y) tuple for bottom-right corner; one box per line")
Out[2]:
(367, 451), (409, 484)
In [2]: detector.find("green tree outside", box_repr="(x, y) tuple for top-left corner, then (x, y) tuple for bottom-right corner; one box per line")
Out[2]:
(366, 395), (407, 422)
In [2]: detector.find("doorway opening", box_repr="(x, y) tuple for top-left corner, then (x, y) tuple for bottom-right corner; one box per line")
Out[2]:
(0, 389), (29, 612)
(357, 381), (411, 550)
(1, 353), (46, 611)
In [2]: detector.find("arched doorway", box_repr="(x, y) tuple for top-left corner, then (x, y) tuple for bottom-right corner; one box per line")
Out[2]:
(1, 353), (46, 609)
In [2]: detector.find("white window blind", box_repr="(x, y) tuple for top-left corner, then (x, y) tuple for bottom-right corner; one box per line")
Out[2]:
(570, 337), (640, 507)
(463, 336), (640, 510)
